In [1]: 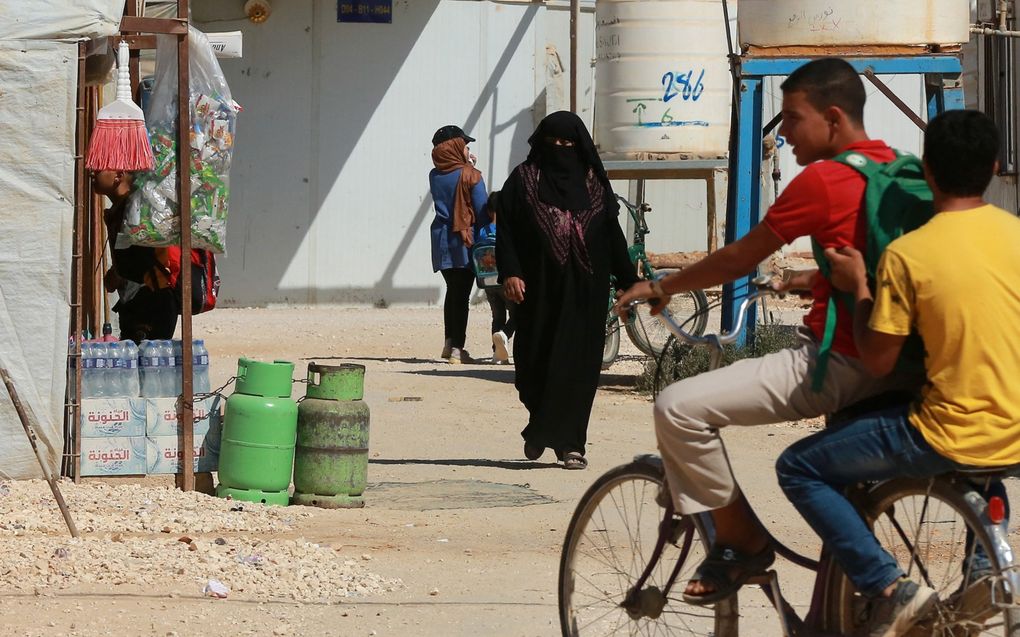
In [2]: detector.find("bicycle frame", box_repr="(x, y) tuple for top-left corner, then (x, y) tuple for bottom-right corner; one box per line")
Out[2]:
(604, 196), (691, 360)
(617, 195), (655, 280)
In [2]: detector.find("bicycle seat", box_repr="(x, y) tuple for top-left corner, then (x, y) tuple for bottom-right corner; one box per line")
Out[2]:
(951, 463), (1020, 479)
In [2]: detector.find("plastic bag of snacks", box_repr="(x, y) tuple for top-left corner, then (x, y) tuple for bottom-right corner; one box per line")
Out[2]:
(124, 27), (239, 254)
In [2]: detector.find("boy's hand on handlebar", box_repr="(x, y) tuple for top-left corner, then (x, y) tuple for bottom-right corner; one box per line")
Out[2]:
(615, 281), (670, 319)
(503, 276), (526, 303)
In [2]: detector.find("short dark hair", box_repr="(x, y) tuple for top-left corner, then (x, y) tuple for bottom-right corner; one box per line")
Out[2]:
(780, 58), (866, 124)
(924, 110), (999, 196)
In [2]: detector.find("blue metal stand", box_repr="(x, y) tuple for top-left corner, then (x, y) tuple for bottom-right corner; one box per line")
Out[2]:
(723, 54), (963, 344)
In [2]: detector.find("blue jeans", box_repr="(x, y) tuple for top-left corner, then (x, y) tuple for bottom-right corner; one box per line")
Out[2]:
(776, 405), (1007, 597)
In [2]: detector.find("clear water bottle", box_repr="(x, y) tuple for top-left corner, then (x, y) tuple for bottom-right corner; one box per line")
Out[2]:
(160, 340), (179, 398)
(172, 340), (183, 370)
(80, 341), (96, 399)
(139, 340), (160, 398)
(67, 337), (78, 403)
(193, 339), (210, 395)
(107, 342), (127, 397)
(91, 342), (110, 398)
(121, 340), (140, 397)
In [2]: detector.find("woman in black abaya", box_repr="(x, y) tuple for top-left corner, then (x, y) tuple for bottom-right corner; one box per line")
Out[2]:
(496, 111), (637, 469)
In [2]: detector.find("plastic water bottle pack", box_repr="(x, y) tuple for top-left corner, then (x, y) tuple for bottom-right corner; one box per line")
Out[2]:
(79, 337), (213, 399)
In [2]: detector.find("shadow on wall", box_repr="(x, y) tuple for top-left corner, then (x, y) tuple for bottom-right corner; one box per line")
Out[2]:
(204, 1), (540, 306)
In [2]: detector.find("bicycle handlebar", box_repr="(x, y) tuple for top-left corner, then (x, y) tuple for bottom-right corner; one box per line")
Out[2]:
(625, 275), (780, 350)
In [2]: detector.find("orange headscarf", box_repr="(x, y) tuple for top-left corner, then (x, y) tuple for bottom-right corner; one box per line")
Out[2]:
(431, 138), (482, 235)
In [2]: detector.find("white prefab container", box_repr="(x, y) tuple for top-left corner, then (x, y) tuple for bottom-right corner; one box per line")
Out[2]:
(595, 0), (733, 159)
(739, 0), (971, 48)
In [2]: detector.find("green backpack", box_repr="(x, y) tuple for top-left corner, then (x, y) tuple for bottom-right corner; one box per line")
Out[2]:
(810, 150), (934, 391)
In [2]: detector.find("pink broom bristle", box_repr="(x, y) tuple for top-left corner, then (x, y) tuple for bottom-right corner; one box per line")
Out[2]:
(85, 119), (155, 172)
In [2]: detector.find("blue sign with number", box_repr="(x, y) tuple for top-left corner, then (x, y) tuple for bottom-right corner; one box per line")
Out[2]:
(338, 0), (392, 23)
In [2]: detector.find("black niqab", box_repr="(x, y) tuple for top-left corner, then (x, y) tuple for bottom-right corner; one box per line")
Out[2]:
(527, 111), (615, 213)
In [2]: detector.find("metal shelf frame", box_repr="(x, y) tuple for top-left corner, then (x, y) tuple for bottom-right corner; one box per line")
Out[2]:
(603, 159), (730, 254)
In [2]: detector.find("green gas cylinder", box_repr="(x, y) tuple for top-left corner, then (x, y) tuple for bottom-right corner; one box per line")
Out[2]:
(291, 363), (370, 509)
(216, 358), (297, 506)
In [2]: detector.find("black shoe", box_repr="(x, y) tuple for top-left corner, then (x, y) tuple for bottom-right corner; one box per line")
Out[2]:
(524, 442), (544, 460)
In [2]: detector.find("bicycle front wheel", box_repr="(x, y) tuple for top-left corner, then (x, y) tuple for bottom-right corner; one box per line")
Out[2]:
(626, 280), (709, 357)
(559, 460), (717, 636)
(821, 477), (1019, 636)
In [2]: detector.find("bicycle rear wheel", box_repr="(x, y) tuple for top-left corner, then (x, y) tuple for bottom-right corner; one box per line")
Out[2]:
(626, 279), (710, 357)
(559, 459), (717, 636)
(602, 317), (621, 370)
(821, 477), (1019, 636)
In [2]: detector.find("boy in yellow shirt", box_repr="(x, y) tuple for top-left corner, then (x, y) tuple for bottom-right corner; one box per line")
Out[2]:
(776, 109), (1020, 637)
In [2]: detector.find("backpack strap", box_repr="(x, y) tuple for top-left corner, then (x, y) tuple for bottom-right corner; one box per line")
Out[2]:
(808, 151), (879, 391)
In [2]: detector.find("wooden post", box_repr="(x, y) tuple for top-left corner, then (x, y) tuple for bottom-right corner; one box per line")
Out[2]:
(1, 368), (79, 538)
(71, 41), (87, 481)
(570, 0), (580, 113)
(176, 0), (195, 492)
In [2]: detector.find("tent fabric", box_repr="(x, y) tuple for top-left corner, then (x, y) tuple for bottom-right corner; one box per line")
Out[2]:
(0, 1), (125, 41)
(0, 40), (78, 478)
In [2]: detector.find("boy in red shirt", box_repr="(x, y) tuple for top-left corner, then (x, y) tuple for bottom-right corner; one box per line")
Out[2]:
(616, 58), (923, 603)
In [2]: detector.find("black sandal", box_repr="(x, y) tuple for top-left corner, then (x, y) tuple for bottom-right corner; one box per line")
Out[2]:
(562, 452), (588, 470)
(681, 544), (775, 605)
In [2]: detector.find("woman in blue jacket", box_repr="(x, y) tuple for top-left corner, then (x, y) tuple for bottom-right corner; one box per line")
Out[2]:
(429, 125), (489, 363)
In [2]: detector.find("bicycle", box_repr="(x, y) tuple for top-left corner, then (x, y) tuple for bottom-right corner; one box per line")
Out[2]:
(561, 278), (1020, 636)
(602, 195), (710, 369)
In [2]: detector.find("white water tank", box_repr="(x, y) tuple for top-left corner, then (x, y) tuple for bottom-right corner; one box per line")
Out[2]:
(595, 0), (732, 159)
(739, 0), (971, 49)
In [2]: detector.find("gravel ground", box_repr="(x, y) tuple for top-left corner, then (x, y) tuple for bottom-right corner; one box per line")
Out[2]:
(0, 481), (400, 603)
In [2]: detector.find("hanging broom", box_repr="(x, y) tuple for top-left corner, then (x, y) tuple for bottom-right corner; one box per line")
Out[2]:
(85, 40), (155, 172)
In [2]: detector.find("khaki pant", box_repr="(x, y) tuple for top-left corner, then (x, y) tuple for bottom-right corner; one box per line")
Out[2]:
(654, 328), (922, 514)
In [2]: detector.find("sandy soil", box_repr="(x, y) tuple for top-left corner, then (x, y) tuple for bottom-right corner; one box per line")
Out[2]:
(1, 301), (1014, 636)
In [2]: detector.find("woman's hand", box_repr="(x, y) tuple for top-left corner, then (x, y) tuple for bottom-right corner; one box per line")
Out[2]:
(504, 276), (526, 303)
(458, 228), (474, 248)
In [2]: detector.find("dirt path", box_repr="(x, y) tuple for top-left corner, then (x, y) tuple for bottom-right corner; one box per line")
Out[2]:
(3, 303), (1011, 636)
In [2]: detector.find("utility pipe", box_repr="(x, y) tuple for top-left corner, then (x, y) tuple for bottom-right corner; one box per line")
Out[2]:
(570, 0), (580, 113)
(971, 25), (1020, 37)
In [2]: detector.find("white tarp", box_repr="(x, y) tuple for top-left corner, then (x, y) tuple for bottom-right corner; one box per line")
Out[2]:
(0, 40), (77, 478)
(0, 0), (124, 41)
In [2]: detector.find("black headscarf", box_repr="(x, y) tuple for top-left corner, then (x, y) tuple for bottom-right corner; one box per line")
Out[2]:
(527, 111), (616, 214)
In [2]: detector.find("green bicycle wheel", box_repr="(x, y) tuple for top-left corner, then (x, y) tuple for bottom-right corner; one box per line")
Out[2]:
(626, 277), (709, 357)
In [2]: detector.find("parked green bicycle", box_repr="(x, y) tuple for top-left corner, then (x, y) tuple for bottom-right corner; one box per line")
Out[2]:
(602, 195), (710, 368)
